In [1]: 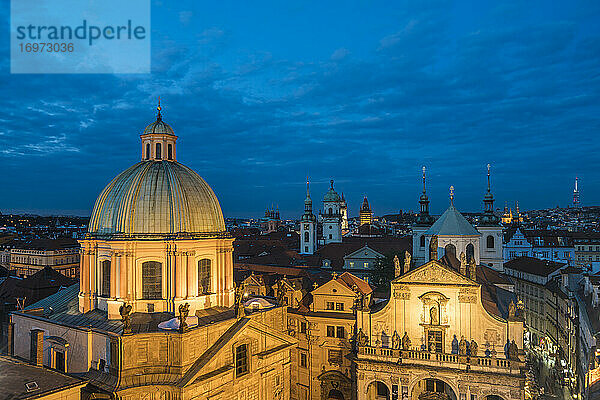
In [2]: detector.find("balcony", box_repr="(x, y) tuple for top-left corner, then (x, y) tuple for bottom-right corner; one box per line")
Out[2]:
(357, 345), (523, 375)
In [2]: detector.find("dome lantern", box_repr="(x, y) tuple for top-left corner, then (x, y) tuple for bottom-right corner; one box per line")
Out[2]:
(140, 99), (178, 161)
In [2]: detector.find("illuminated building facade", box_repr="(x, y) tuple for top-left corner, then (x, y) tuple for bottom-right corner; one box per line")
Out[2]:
(355, 259), (526, 400)
(359, 197), (373, 226)
(9, 106), (297, 400)
(321, 180), (343, 245)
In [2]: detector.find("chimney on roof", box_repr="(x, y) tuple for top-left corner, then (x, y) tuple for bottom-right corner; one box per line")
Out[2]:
(30, 329), (44, 366)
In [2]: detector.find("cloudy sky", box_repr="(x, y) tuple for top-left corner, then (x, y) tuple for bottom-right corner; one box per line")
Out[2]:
(1, 0), (600, 218)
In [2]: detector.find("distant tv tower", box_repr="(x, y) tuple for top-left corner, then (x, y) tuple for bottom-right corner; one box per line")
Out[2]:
(573, 177), (580, 208)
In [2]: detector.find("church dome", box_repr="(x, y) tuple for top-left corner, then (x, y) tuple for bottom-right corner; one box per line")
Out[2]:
(143, 118), (175, 135)
(323, 180), (341, 202)
(88, 161), (226, 238)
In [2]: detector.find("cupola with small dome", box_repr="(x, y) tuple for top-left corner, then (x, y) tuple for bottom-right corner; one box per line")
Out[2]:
(80, 102), (234, 319)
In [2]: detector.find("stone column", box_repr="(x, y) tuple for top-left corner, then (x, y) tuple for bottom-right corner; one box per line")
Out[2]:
(119, 252), (127, 300)
(186, 252), (196, 298)
(175, 251), (186, 299)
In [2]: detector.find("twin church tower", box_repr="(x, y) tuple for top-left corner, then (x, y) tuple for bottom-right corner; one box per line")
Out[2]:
(300, 179), (348, 254)
(300, 166), (504, 271)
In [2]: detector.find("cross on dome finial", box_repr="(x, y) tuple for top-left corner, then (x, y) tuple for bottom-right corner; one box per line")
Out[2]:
(487, 163), (491, 192)
(422, 166), (427, 194)
(330, 179), (334, 189)
(156, 97), (162, 121)
(450, 185), (454, 206)
(306, 176), (310, 197)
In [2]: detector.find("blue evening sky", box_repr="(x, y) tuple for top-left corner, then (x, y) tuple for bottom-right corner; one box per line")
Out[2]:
(1, 0), (599, 218)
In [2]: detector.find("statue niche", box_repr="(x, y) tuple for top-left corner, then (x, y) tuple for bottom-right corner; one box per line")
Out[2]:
(419, 291), (449, 326)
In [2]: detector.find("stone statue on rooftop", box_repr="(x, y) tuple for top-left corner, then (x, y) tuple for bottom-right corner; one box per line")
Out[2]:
(119, 303), (132, 334)
(178, 302), (190, 333)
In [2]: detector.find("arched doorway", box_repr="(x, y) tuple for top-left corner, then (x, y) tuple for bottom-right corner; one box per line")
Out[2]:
(411, 378), (457, 400)
(327, 389), (344, 400)
(366, 381), (390, 400)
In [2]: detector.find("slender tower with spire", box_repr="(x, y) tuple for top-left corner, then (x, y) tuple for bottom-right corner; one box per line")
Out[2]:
(300, 178), (318, 254)
(573, 177), (581, 208)
(340, 192), (349, 234)
(477, 164), (504, 271)
(413, 166), (436, 265)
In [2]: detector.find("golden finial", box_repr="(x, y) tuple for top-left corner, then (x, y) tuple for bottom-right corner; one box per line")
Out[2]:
(450, 185), (454, 206)
(156, 97), (162, 120)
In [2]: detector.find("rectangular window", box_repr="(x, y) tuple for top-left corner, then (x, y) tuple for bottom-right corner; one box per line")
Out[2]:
(235, 344), (249, 377)
(363, 262), (369, 268)
(327, 326), (335, 337)
(198, 259), (211, 294)
(427, 330), (443, 353)
(142, 261), (162, 300)
(54, 350), (65, 372)
(326, 302), (334, 310)
(335, 302), (344, 311)
(101, 260), (110, 297)
(328, 349), (343, 364)
(336, 326), (345, 338)
(300, 321), (307, 334)
(300, 352), (307, 368)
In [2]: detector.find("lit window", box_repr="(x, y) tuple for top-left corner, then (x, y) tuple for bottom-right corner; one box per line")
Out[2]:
(198, 259), (211, 294)
(335, 302), (344, 311)
(336, 326), (345, 338)
(326, 302), (334, 310)
(235, 344), (249, 377)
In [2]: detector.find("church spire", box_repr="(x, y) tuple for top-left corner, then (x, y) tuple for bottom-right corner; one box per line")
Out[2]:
(416, 166), (434, 225)
(304, 177), (313, 213)
(481, 164), (500, 225)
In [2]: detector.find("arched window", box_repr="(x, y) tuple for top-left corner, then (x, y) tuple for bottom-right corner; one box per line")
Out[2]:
(487, 235), (495, 249)
(145, 143), (150, 160)
(101, 260), (110, 297)
(142, 261), (162, 299)
(198, 259), (211, 294)
(466, 243), (475, 263)
(328, 207), (333, 215)
(444, 244), (456, 259)
(420, 235), (425, 248)
(304, 231), (309, 242)
(167, 144), (173, 160)
(156, 143), (162, 159)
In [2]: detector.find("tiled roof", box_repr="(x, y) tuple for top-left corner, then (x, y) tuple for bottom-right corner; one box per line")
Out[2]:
(503, 256), (565, 277)
(336, 272), (372, 295)
(423, 205), (480, 236)
(10, 237), (79, 250)
(0, 356), (86, 398)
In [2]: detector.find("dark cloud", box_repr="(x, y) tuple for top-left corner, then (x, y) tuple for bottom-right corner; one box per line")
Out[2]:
(1, 1), (599, 217)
